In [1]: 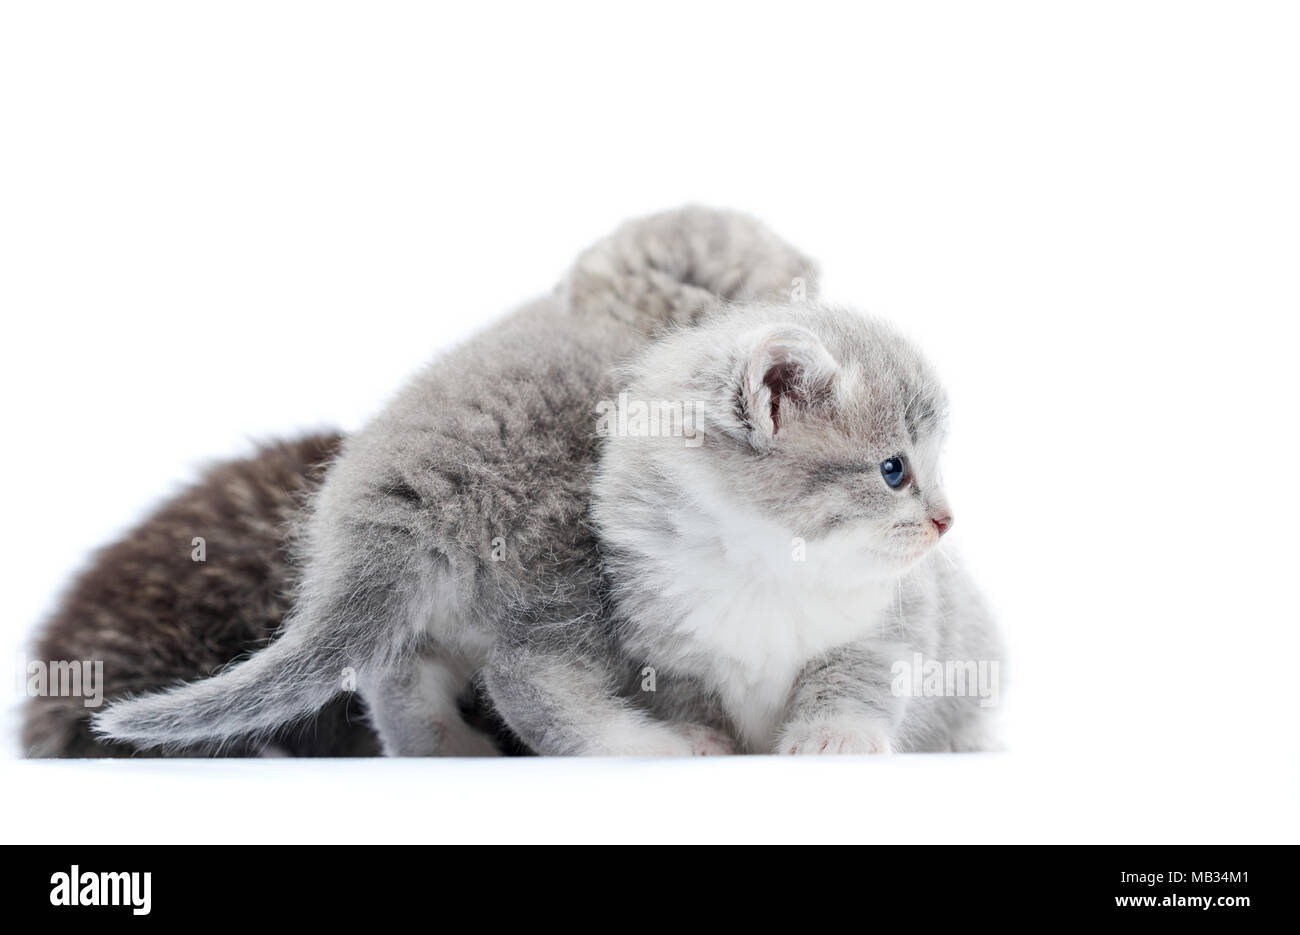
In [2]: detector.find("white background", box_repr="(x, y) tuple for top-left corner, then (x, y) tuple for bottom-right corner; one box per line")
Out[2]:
(1, 2), (1296, 843)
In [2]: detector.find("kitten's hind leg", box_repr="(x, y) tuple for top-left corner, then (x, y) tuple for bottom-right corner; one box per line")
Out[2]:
(362, 648), (499, 757)
(946, 710), (1005, 753)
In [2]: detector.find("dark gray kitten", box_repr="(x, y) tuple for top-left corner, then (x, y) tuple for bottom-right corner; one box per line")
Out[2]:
(94, 207), (816, 755)
(22, 434), (382, 757)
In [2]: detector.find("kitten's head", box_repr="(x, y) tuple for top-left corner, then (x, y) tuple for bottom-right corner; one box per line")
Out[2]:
(597, 302), (953, 573)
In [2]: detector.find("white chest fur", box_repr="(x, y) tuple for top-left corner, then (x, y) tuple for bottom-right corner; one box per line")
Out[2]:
(642, 481), (896, 753)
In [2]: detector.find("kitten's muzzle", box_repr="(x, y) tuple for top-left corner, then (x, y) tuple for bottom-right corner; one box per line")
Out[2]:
(929, 513), (953, 537)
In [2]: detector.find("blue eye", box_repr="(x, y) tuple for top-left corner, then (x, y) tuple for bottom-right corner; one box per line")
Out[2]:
(881, 456), (909, 488)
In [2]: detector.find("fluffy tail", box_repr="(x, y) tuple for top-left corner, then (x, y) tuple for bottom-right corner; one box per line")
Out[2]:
(92, 625), (350, 751)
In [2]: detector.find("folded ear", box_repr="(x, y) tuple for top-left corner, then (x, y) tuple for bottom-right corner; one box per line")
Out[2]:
(738, 324), (839, 450)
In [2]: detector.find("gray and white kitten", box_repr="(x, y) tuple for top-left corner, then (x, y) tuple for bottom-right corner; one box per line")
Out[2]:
(93, 206), (817, 755)
(94, 210), (1002, 756)
(586, 304), (1003, 754)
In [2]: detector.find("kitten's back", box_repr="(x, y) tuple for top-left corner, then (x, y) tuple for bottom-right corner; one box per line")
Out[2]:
(21, 433), (381, 757)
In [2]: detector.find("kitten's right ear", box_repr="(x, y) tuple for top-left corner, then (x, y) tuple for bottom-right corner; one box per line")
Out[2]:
(737, 324), (838, 451)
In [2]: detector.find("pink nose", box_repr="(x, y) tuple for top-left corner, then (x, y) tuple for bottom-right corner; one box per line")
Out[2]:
(930, 514), (953, 536)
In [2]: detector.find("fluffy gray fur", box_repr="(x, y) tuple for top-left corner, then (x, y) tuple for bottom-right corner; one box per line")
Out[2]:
(92, 206), (818, 755)
(589, 304), (1004, 753)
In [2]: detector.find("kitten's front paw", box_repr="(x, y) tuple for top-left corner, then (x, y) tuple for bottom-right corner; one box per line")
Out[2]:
(678, 723), (735, 756)
(586, 722), (733, 756)
(776, 717), (894, 755)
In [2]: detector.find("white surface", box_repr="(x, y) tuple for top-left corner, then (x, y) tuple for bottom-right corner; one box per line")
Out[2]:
(2, 3), (1297, 844)
(3, 752), (1296, 845)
